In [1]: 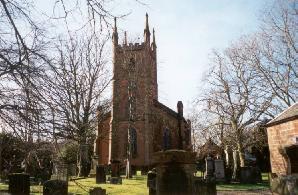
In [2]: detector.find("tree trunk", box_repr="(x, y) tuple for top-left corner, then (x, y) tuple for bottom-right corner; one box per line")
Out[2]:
(232, 149), (238, 180)
(77, 143), (90, 177)
(237, 142), (245, 167)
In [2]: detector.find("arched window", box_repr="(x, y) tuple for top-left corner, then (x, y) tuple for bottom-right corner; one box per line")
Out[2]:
(130, 128), (137, 158)
(163, 128), (171, 150)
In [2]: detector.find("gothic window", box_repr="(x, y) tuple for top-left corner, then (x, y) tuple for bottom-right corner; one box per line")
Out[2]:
(163, 128), (171, 150)
(130, 128), (137, 158)
(128, 58), (135, 72)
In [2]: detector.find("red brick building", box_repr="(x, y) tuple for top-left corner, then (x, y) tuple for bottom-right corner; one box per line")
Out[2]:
(267, 102), (298, 175)
(95, 14), (192, 171)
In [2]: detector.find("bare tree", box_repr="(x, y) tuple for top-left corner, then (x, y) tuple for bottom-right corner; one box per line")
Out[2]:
(197, 40), (273, 175)
(43, 33), (110, 176)
(253, 0), (297, 113)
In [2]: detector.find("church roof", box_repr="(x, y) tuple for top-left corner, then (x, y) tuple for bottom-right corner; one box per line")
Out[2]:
(152, 99), (188, 123)
(266, 102), (298, 127)
(153, 99), (178, 119)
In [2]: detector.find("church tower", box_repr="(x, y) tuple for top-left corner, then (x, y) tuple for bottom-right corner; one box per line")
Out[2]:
(109, 14), (158, 167)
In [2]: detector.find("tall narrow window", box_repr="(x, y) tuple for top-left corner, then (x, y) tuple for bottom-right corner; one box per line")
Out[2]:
(163, 128), (171, 150)
(130, 128), (137, 158)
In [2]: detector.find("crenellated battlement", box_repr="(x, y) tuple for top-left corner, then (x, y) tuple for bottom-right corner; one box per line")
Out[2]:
(112, 13), (156, 54)
(116, 42), (145, 51)
(116, 42), (156, 53)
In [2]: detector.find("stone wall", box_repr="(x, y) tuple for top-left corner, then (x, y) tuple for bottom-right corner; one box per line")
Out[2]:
(267, 119), (298, 175)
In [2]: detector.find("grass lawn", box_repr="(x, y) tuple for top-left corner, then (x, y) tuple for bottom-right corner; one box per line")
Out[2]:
(0, 172), (270, 194)
(0, 174), (148, 195)
(216, 173), (270, 191)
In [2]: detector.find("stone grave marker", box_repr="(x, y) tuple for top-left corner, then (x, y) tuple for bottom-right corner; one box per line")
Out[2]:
(8, 173), (30, 195)
(147, 170), (157, 195)
(89, 187), (106, 195)
(43, 179), (68, 195)
(89, 155), (98, 177)
(214, 159), (225, 181)
(96, 165), (106, 184)
(205, 156), (214, 180)
(51, 163), (68, 181)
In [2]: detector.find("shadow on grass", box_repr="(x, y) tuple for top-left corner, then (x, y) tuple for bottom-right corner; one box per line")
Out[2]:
(217, 182), (270, 191)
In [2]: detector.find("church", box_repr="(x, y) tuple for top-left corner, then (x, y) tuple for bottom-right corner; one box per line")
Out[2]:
(95, 14), (192, 172)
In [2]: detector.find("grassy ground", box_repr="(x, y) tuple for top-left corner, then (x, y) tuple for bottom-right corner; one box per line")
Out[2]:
(0, 174), (148, 195)
(0, 172), (270, 195)
(217, 173), (270, 191)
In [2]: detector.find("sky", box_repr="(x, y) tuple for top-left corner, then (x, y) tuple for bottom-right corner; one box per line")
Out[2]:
(34, 0), (273, 116)
(111, 0), (272, 115)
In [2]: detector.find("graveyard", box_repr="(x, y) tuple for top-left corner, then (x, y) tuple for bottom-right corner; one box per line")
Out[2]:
(0, 0), (297, 195)
(0, 172), (271, 194)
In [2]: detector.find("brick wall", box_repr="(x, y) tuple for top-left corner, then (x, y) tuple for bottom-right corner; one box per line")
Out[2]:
(267, 119), (298, 175)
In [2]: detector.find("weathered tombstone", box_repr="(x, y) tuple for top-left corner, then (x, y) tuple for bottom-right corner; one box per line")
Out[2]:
(147, 170), (157, 195)
(96, 165), (106, 184)
(79, 144), (90, 177)
(89, 156), (98, 178)
(8, 173), (30, 195)
(214, 159), (225, 181)
(240, 166), (261, 184)
(110, 177), (122, 184)
(51, 163), (68, 181)
(193, 178), (216, 195)
(153, 150), (197, 195)
(204, 156), (214, 179)
(89, 187), (106, 195)
(67, 163), (77, 177)
(111, 160), (120, 177)
(43, 179), (68, 195)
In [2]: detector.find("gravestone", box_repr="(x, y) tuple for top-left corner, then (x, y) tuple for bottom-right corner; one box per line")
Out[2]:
(153, 150), (196, 195)
(147, 170), (157, 195)
(205, 156), (214, 180)
(110, 177), (122, 184)
(43, 179), (68, 195)
(8, 173), (30, 195)
(89, 187), (106, 195)
(193, 178), (216, 195)
(240, 166), (262, 184)
(214, 159), (225, 181)
(96, 165), (106, 184)
(51, 163), (68, 181)
(89, 156), (99, 177)
(67, 163), (77, 177)
(111, 160), (121, 177)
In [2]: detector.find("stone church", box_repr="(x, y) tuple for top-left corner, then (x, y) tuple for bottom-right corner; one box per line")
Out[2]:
(95, 14), (192, 172)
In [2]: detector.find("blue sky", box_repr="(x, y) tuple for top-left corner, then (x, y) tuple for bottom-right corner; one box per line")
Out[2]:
(35, 0), (272, 115)
(112, 0), (271, 114)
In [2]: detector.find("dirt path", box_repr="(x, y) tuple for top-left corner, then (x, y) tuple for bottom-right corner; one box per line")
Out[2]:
(217, 189), (274, 195)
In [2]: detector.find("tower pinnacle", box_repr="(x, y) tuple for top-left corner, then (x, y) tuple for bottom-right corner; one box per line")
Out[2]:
(112, 17), (118, 46)
(144, 13), (151, 44)
(124, 31), (127, 45)
(152, 28), (156, 49)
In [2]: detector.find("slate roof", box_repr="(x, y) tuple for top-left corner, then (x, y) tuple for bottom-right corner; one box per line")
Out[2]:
(153, 99), (178, 119)
(266, 102), (298, 127)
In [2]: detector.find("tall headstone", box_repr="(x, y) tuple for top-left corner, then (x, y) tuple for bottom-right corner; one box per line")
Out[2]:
(205, 156), (214, 180)
(96, 165), (106, 184)
(214, 159), (225, 181)
(51, 163), (68, 181)
(89, 156), (99, 177)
